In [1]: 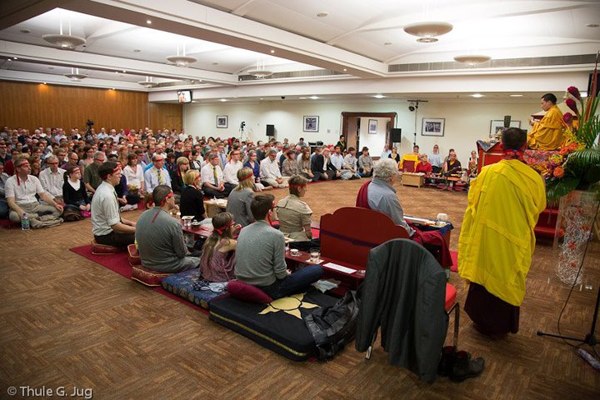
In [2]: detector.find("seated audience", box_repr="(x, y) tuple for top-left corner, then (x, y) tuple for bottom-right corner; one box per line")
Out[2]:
(201, 152), (235, 198)
(223, 149), (243, 186)
(358, 147), (373, 177)
(0, 162), (9, 218)
(311, 147), (337, 181)
(443, 150), (462, 175)
(415, 154), (433, 175)
(260, 149), (288, 188)
(389, 146), (400, 163)
(83, 151), (106, 195)
(281, 149), (301, 176)
(342, 147), (361, 180)
(6, 157), (63, 228)
(62, 165), (90, 216)
(179, 169), (206, 221)
(297, 147), (314, 180)
(468, 150), (478, 177)
(200, 212), (237, 282)
(189, 150), (203, 170)
(276, 175), (313, 241)
(39, 155), (65, 202)
(235, 194), (323, 299)
(144, 153), (171, 193)
(91, 161), (136, 247)
(122, 153), (145, 199)
(330, 146), (345, 173)
(380, 144), (391, 159)
(170, 156), (190, 196)
(527, 93), (564, 150)
(226, 167), (255, 227)
(136, 185), (199, 272)
(429, 144), (443, 174)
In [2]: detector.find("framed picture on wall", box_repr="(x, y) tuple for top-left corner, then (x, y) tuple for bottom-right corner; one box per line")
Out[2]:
(368, 119), (377, 134)
(216, 115), (228, 128)
(421, 118), (445, 137)
(489, 119), (521, 135)
(303, 116), (319, 132)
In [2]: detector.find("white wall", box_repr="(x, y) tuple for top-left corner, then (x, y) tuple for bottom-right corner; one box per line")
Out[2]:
(183, 99), (539, 166)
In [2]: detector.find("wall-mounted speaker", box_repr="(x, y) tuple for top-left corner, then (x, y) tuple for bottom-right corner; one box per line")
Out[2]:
(503, 115), (511, 128)
(390, 128), (402, 142)
(266, 124), (275, 136)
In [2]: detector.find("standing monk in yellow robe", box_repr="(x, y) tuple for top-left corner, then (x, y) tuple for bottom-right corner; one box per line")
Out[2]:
(459, 128), (546, 336)
(527, 93), (564, 150)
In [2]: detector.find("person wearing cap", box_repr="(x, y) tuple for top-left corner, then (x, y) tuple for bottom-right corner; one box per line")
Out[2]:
(5, 156), (63, 228)
(136, 185), (199, 273)
(260, 149), (288, 188)
(276, 175), (313, 241)
(144, 153), (171, 193)
(91, 161), (136, 248)
(201, 152), (235, 198)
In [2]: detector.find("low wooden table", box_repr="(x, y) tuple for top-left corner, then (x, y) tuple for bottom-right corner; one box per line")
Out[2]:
(401, 172), (425, 188)
(204, 199), (227, 217)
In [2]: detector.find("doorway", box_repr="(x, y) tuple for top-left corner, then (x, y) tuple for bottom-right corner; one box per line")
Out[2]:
(341, 112), (397, 157)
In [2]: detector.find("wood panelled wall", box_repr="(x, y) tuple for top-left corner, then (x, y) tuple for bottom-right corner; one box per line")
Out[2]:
(0, 81), (182, 131)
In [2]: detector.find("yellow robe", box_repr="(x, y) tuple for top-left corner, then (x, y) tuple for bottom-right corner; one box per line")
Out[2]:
(527, 105), (564, 150)
(399, 154), (419, 171)
(458, 160), (546, 306)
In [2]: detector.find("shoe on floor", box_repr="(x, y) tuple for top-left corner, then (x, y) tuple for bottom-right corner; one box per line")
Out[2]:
(450, 350), (485, 382)
(438, 346), (457, 377)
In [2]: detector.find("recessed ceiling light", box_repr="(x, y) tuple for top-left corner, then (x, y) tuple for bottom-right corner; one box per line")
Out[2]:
(42, 82), (47, 85)
(270, 49), (275, 54)
(7, 59), (11, 62)
(122, 69), (126, 73)
(373, 94), (385, 99)
(310, 96), (319, 100)
(20, 29), (31, 34)
(585, 23), (599, 28)
(317, 12), (328, 18)
(133, 49), (141, 53)
(471, 93), (484, 98)
(146, 19), (152, 25)
(384, 42), (392, 46)
(509, 94), (523, 97)
(220, 99), (227, 102)
(13, 57), (18, 60)
(343, 68), (347, 72)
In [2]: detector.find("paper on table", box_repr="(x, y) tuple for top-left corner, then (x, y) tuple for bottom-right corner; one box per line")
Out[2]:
(323, 262), (357, 274)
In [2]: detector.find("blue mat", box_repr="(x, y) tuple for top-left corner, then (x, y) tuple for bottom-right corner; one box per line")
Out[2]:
(161, 269), (226, 309)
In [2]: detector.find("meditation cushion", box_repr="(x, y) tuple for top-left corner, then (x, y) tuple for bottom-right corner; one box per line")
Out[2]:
(90, 239), (121, 255)
(127, 244), (142, 266)
(445, 283), (457, 312)
(161, 269), (227, 309)
(227, 280), (272, 304)
(209, 290), (339, 361)
(131, 265), (172, 287)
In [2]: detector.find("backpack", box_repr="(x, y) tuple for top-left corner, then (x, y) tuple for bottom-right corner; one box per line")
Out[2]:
(303, 290), (360, 361)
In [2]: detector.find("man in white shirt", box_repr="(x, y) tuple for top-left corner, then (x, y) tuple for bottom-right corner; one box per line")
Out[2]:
(223, 149), (243, 186)
(330, 146), (345, 171)
(201, 152), (235, 198)
(260, 150), (288, 188)
(39, 155), (65, 201)
(144, 153), (171, 193)
(5, 157), (63, 228)
(429, 144), (443, 174)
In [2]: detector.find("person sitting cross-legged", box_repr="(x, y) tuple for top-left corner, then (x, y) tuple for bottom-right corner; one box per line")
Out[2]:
(136, 185), (200, 273)
(260, 149), (288, 188)
(91, 161), (136, 248)
(200, 212), (238, 282)
(201, 152), (235, 198)
(235, 194), (323, 299)
(6, 156), (64, 228)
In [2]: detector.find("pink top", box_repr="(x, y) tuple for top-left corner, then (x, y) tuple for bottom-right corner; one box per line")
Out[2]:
(200, 239), (236, 282)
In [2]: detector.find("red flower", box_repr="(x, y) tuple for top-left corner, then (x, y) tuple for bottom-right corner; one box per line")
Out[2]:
(563, 112), (573, 124)
(567, 86), (582, 101)
(565, 98), (579, 115)
(553, 166), (565, 178)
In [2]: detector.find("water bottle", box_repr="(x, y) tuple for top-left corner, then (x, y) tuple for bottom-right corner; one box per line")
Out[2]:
(21, 213), (30, 230)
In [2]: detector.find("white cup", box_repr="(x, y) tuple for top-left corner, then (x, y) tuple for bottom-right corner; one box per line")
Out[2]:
(436, 213), (449, 222)
(290, 249), (300, 256)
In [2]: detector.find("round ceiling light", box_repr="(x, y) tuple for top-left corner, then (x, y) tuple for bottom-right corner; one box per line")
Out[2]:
(403, 21), (453, 43)
(42, 34), (86, 49)
(453, 55), (491, 65)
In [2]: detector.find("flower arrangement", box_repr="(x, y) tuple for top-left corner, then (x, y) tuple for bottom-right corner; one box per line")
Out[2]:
(544, 55), (600, 203)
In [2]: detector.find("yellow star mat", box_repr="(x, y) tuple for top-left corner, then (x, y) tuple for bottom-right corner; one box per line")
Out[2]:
(259, 293), (319, 319)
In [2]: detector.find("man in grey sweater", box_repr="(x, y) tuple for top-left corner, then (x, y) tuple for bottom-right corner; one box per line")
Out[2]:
(136, 185), (199, 272)
(235, 194), (322, 299)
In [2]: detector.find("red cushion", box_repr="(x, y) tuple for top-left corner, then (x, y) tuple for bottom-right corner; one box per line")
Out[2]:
(91, 240), (121, 255)
(131, 265), (172, 287)
(445, 283), (457, 312)
(227, 280), (273, 304)
(127, 244), (142, 266)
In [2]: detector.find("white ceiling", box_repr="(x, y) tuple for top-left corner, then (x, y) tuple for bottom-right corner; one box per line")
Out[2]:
(0, 0), (598, 102)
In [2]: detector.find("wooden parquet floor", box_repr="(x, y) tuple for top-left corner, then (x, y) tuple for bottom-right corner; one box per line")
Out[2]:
(1, 180), (599, 399)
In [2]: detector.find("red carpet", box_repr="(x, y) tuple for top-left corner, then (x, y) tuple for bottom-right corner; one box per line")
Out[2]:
(69, 244), (208, 313)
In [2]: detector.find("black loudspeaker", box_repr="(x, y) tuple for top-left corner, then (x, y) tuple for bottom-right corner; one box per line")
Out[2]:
(390, 128), (402, 142)
(266, 124), (275, 136)
(503, 115), (511, 128)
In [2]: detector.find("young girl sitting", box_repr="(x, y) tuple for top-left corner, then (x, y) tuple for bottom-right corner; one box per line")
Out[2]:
(200, 212), (238, 282)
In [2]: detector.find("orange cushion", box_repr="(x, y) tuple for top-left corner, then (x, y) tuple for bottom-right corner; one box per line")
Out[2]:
(131, 265), (172, 287)
(91, 239), (121, 255)
(445, 283), (457, 312)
